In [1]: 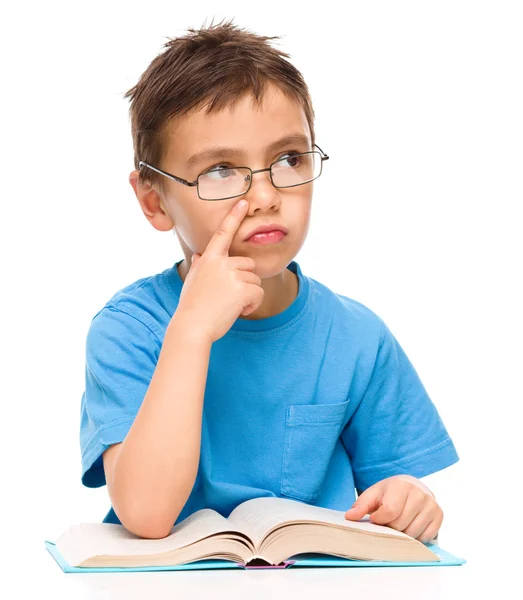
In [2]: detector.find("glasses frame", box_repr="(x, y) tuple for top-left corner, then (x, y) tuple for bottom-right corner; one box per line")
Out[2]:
(138, 143), (330, 201)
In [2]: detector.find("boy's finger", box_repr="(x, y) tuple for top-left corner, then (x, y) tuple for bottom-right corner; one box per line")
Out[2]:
(206, 200), (248, 256)
(367, 489), (408, 525)
(385, 488), (425, 532)
(344, 485), (382, 521)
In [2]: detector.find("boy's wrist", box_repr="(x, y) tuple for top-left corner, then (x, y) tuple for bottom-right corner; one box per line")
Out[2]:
(168, 311), (213, 347)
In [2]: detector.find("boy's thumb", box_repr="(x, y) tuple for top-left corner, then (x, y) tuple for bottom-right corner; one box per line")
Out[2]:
(191, 253), (200, 266)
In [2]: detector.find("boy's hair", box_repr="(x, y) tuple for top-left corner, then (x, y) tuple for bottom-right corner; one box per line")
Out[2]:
(123, 17), (316, 193)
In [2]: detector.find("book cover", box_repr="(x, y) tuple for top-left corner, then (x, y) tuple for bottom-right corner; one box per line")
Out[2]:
(45, 540), (466, 572)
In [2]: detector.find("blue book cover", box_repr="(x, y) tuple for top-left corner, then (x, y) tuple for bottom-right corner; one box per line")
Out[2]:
(44, 540), (466, 573)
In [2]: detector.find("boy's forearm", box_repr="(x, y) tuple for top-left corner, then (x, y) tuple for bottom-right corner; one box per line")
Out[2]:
(110, 313), (212, 537)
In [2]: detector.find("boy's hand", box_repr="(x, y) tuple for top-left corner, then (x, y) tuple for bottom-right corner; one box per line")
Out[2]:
(176, 200), (264, 344)
(344, 474), (442, 543)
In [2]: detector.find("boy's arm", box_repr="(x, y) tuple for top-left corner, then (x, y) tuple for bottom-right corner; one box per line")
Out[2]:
(103, 313), (212, 539)
(343, 317), (458, 543)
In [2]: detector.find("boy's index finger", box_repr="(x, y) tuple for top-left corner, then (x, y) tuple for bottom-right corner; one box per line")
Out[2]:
(206, 200), (248, 256)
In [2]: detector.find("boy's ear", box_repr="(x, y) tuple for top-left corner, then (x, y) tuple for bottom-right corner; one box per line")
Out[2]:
(129, 170), (174, 232)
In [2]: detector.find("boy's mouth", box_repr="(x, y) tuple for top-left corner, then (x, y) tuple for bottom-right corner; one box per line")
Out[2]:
(244, 223), (289, 241)
(245, 230), (287, 245)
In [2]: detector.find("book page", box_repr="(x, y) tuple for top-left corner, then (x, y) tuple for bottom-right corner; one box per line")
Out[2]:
(227, 497), (410, 548)
(56, 509), (248, 567)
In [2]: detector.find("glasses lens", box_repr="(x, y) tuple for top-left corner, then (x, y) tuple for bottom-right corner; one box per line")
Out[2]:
(198, 167), (251, 200)
(271, 151), (321, 188)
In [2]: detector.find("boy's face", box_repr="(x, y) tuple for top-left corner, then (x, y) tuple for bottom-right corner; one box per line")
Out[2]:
(130, 83), (313, 280)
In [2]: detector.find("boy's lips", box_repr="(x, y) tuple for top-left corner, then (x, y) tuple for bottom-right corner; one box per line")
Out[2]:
(245, 230), (286, 245)
(244, 223), (289, 240)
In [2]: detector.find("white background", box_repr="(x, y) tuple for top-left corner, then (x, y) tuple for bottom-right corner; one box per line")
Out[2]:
(1, 1), (522, 596)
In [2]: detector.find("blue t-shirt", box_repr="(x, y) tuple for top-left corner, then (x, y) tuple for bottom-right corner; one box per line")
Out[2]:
(80, 259), (459, 526)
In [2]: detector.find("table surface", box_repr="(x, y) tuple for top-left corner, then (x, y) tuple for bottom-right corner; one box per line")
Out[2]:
(8, 535), (516, 600)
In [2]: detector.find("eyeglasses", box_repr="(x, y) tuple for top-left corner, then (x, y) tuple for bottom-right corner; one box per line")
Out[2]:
(139, 144), (329, 201)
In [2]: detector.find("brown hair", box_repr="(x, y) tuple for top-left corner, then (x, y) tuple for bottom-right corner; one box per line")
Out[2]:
(123, 17), (316, 193)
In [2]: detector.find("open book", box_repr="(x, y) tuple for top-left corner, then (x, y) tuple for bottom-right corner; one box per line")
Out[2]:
(46, 497), (466, 571)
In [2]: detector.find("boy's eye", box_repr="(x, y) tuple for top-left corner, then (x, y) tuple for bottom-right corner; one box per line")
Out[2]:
(205, 163), (234, 172)
(203, 150), (304, 174)
(277, 152), (303, 168)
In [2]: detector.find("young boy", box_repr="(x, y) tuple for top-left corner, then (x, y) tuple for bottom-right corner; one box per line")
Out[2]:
(80, 19), (459, 541)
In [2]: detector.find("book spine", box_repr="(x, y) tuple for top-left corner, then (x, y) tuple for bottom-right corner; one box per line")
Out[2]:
(240, 561), (296, 570)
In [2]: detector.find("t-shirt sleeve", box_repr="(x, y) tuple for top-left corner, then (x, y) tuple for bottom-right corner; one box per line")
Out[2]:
(341, 317), (459, 492)
(80, 306), (162, 488)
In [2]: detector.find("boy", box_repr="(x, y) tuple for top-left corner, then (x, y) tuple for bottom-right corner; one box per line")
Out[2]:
(80, 19), (459, 541)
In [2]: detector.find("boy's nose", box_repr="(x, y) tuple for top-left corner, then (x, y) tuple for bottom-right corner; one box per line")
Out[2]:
(244, 169), (280, 208)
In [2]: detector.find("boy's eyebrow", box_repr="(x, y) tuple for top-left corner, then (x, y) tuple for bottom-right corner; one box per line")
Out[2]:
(186, 133), (311, 168)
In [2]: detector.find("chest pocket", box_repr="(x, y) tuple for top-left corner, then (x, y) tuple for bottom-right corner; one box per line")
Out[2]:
(280, 398), (350, 503)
